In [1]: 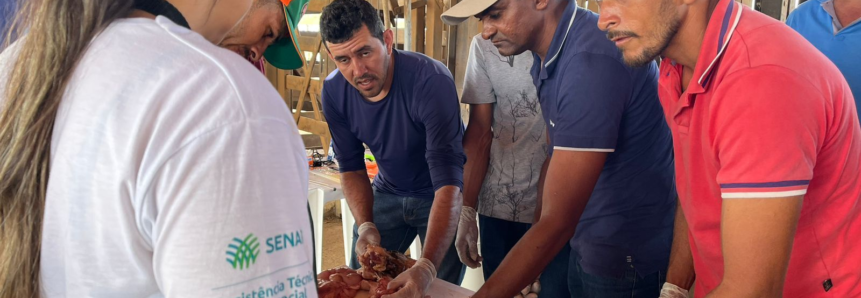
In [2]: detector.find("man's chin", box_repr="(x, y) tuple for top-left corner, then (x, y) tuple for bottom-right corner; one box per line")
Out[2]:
(359, 88), (383, 99)
(622, 50), (658, 68)
(497, 46), (525, 57)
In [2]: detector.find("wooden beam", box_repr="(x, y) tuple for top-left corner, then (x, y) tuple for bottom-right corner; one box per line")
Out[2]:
(413, 6), (426, 53)
(297, 117), (331, 138)
(426, 0), (444, 60)
(285, 76), (324, 94)
(585, 0), (600, 12)
(293, 39), (323, 122)
(446, 0), (459, 77)
(309, 0), (327, 13)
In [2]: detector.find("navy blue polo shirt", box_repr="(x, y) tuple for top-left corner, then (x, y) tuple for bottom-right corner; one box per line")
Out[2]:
(322, 50), (466, 199)
(531, 4), (676, 278)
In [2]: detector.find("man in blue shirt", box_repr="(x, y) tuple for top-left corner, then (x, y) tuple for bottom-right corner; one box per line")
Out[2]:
(320, 0), (466, 296)
(442, 0), (676, 297)
(787, 0), (860, 121)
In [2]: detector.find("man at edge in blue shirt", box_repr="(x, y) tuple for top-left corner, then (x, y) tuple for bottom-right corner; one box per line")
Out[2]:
(787, 0), (861, 121)
(320, 0), (466, 296)
(442, 0), (676, 297)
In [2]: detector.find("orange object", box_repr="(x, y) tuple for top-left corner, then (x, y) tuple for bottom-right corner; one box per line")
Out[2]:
(365, 161), (378, 179)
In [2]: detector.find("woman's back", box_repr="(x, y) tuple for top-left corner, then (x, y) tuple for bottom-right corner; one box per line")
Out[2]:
(1, 16), (316, 297)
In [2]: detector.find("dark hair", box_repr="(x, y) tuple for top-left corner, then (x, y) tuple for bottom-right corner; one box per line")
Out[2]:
(320, 0), (385, 45)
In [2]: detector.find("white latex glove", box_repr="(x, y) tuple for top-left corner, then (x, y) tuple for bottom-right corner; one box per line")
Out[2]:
(382, 258), (436, 298)
(355, 222), (382, 258)
(455, 206), (482, 268)
(659, 282), (689, 298)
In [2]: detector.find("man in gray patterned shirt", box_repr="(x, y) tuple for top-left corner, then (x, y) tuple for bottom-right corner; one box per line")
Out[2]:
(457, 34), (568, 296)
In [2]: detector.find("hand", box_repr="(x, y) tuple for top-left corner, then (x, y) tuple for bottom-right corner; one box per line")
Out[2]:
(455, 206), (482, 268)
(355, 222), (381, 258)
(382, 258), (436, 298)
(659, 282), (689, 298)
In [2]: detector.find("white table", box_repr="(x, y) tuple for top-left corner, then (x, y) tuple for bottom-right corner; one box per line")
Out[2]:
(308, 168), (484, 292)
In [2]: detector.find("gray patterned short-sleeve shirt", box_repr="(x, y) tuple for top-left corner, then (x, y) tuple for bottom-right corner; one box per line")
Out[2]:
(461, 35), (547, 223)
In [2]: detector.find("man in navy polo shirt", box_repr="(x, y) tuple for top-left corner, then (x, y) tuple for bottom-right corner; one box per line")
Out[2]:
(320, 0), (466, 296)
(787, 0), (860, 121)
(442, 0), (675, 297)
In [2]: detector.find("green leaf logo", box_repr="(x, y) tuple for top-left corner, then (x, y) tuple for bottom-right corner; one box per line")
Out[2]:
(225, 233), (260, 270)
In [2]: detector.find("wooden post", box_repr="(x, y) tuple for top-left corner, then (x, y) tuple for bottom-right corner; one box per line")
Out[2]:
(413, 6), (426, 53)
(426, 0), (444, 60)
(406, 0), (413, 51)
(446, 0), (459, 77)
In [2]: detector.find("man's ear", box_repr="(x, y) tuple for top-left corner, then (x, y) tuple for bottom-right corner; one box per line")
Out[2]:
(535, 0), (551, 11)
(384, 29), (394, 55)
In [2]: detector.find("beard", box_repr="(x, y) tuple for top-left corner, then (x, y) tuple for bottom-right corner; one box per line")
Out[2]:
(620, 0), (682, 68)
(354, 73), (383, 97)
(626, 19), (680, 67)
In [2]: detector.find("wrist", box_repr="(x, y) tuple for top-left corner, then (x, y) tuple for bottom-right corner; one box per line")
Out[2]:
(665, 272), (694, 290)
(358, 222), (378, 234)
(416, 257), (437, 278)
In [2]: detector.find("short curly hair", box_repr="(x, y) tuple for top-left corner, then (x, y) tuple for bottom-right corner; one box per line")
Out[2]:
(320, 0), (385, 45)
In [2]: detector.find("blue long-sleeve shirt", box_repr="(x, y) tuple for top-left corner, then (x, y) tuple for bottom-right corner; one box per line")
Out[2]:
(322, 50), (465, 199)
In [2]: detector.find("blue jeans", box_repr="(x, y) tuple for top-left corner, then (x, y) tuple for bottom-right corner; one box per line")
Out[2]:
(479, 215), (571, 297)
(567, 250), (665, 297)
(349, 188), (465, 285)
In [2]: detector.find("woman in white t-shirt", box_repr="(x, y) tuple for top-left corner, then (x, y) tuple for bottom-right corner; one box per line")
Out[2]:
(0, 0), (317, 297)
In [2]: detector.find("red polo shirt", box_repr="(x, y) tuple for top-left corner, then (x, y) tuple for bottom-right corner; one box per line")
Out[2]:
(657, 0), (861, 297)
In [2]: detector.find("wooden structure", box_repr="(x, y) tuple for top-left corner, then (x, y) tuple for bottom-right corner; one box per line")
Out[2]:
(266, 0), (801, 154)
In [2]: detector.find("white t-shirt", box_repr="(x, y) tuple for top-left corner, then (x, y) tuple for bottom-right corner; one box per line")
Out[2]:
(0, 16), (318, 298)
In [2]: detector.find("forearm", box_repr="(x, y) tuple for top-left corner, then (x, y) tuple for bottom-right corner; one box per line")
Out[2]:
(533, 158), (550, 224)
(666, 199), (695, 289)
(705, 197), (803, 298)
(423, 185), (463, 267)
(462, 126), (492, 209)
(476, 151), (603, 298)
(473, 217), (575, 298)
(340, 170), (375, 225)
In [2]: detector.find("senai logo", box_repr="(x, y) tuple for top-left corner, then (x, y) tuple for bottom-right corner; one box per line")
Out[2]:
(225, 233), (260, 270)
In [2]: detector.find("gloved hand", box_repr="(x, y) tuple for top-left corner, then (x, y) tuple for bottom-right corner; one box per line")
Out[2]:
(382, 258), (437, 298)
(659, 282), (689, 298)
(355, 222), (381, 258)
(455, 206), (482, 268)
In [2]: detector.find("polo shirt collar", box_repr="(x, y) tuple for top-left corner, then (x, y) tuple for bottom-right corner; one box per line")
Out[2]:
(538, 0), (578, 81)
(820, 0), (861, 33)
(685, 0), (743, 94)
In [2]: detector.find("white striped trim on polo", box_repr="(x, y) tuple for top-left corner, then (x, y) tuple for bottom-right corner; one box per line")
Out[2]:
(553, 146), (615, 152)
(721, 189), (807, 199)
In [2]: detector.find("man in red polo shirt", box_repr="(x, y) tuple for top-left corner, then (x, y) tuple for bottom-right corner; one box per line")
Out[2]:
(596, 0), (861, 297)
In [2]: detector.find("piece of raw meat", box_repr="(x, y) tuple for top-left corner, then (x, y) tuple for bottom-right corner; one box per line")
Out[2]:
(369, 277), (400, 298)
(357, 245), (416, 280)
(317, 266), (363, 298)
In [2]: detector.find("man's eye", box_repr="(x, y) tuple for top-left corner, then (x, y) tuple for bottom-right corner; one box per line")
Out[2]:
(265, 28), (274, 39)
(489, 13), (500, 19)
